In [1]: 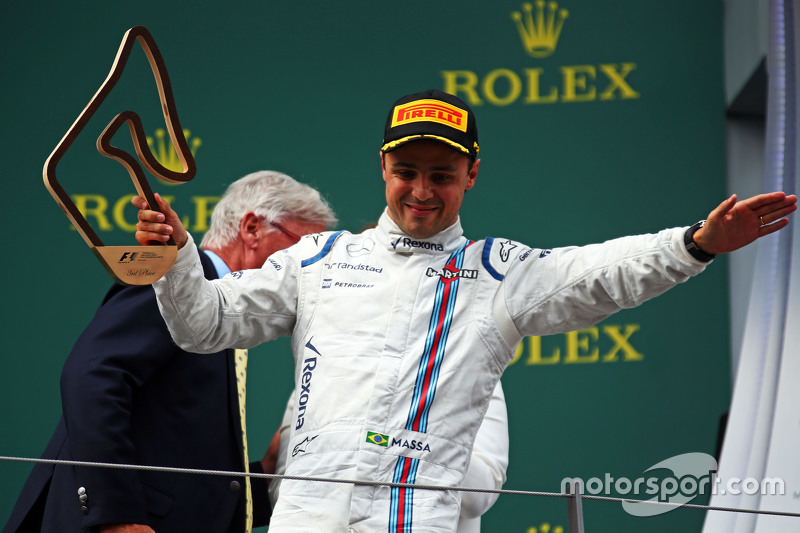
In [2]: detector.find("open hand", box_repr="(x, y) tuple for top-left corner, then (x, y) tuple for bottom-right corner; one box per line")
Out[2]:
(693, 192), (797, 255)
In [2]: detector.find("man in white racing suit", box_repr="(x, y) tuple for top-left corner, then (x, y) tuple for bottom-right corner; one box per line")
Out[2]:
(266, 383), (509, 532)
(133, 89), (797, 532)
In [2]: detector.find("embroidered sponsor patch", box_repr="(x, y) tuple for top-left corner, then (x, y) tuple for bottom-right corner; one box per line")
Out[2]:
(391, 99), (468, 132)
(366, 431), (390, 447)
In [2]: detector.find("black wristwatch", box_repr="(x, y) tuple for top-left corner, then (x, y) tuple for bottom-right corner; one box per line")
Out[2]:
(684, 220), (716, 262)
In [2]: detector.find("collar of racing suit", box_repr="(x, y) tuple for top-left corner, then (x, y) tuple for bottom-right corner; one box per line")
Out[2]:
(376, 208), (467, 255)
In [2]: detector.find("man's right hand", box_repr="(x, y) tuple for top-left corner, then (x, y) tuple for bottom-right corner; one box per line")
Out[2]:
(132, 193), (188, 249)
(100, 523), (156, 533)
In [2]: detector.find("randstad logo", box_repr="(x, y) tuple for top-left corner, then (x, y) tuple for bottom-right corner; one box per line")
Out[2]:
(441, 1), (640, 107)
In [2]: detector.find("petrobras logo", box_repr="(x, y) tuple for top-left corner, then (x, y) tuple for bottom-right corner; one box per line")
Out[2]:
(426, 265), (478, 281)
(322, 278), (332, 289)
(391, 99), (468, 132)
(332, 282), (375, 289)
(366, 431), (390, 447)
(295, 339), (322, 431)
(391, 237), (444, 252)
(391, 437), (432, 453)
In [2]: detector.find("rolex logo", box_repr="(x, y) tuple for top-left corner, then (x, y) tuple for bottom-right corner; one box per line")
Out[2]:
(511, 1), (569, 58)
(146, 128), (202, 181)
(526, 524), (564, 533)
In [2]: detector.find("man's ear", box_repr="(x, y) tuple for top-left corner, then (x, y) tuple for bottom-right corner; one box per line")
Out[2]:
(465, 158), (480, 191)
(240, 212), (262, 248)
(380, 151), (388, 182)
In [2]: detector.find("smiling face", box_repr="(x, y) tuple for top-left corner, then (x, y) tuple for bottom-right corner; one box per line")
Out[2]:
(381, 140), (479, 239)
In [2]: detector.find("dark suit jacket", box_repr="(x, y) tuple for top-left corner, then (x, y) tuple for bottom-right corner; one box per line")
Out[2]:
(4, 251), (269, 532)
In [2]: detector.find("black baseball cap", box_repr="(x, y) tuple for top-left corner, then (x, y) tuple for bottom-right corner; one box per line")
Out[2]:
(380, 89), (479, 160)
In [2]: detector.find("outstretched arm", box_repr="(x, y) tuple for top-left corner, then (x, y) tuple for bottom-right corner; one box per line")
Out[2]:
(132, 193), (188, 249)
(693, 192), (797, 255)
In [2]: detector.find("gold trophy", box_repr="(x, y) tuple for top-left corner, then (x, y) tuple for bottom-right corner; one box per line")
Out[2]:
(44, 26), (195, 285)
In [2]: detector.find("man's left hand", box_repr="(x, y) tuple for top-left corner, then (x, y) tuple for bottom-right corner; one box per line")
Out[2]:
(693, 192), (797, 255)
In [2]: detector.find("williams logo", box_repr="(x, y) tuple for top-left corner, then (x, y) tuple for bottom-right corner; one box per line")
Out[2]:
(441, 1), (640, 106)
(346, 238), (375, 257)
(366, 431), (390, 447)
(511, 1), (569, 58)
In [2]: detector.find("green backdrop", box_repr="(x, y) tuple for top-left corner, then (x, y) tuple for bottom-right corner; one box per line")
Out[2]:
(0, 2), (728, 531)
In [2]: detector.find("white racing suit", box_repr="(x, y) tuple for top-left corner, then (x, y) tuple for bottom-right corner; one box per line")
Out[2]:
(153, 209), (708, 532)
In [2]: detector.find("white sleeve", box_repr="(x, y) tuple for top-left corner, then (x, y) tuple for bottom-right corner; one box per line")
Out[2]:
(152, 236), (301, 353)
(459, 382), (509, 520)
(502, 227), (708, 337)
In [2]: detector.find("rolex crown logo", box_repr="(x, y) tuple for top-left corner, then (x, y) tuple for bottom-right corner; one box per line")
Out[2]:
(147, 128), (202, 182)
(526, 524), (564, 533)
(511, 1), (569, 58)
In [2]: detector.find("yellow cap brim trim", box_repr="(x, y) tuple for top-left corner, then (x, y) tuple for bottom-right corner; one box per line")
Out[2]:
(381, 134), (478, 156)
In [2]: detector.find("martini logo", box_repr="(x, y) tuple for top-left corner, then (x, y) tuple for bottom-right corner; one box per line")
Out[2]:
(146, 127), (202, 184)
(426, 265), (478, 281)
(440, 2), (640, 106)
(391, 99), (468, 132)
(511, 1), (569, 58)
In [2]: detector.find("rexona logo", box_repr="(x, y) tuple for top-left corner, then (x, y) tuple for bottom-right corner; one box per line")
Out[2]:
(441, 1), (640, 106)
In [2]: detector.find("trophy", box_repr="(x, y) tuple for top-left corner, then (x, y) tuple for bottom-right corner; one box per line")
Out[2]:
(44, 26), (195, 285)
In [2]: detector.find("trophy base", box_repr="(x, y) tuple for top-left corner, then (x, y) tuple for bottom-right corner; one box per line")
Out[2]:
(93, 245), (177, 286)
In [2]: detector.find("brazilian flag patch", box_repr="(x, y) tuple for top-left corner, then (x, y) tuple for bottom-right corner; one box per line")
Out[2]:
(366, 431), (390, 447)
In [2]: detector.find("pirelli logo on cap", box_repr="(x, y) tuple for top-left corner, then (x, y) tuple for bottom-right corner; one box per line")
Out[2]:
(391, 99), (468, 132)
